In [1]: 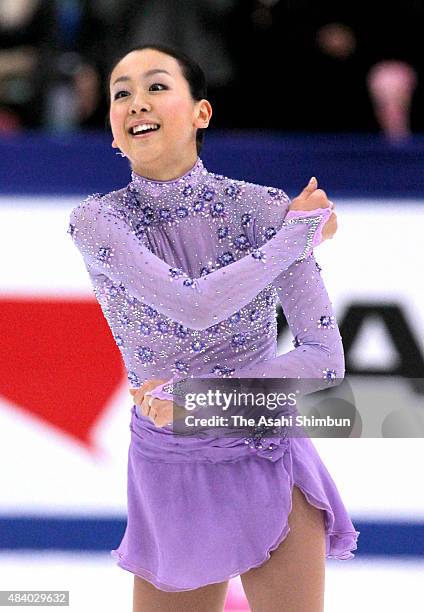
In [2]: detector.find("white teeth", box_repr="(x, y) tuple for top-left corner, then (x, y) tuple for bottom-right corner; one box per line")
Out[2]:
(131, 123), (160, 134)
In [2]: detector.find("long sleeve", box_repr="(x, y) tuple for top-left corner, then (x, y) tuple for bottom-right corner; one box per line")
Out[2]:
(69, 194), (331, 332)
(228, 252), (345, 380)
(149, 253), (344, 402)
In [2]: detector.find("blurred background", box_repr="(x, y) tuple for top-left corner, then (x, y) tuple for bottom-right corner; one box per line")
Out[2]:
(1, 0), (424, 136)
(0, 1), (423, 610)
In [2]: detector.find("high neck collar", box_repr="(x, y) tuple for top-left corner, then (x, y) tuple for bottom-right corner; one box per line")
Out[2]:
(129, 157), (206, 198)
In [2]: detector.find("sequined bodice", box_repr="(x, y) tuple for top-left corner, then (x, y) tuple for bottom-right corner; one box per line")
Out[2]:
(68, 157), (341, 393)
(73, 159), (289, 387)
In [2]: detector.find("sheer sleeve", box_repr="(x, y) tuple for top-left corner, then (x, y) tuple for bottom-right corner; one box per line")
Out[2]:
(147, 183), (341, 401)
(149, 253), (344, 401)
(69, 194), (331, 331)
(226, 252), (345, 380)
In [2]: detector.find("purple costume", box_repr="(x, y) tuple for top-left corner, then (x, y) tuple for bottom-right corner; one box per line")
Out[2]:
(68, 157), (359, 592)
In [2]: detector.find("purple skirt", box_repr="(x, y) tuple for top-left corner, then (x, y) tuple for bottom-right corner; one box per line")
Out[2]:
(110, 405), (360, 592)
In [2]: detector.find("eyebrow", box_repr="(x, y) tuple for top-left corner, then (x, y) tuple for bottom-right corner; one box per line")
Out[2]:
(112, 69), (172, 86)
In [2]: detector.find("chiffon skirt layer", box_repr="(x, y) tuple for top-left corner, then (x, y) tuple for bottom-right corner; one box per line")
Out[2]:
(110, 405), (360, 592)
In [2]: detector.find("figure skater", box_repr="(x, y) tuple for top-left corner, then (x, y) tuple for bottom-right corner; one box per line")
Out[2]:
(68, 43), (359, 612)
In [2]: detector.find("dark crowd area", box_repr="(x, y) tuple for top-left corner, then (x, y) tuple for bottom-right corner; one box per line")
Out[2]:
(1, 0), (424, 140)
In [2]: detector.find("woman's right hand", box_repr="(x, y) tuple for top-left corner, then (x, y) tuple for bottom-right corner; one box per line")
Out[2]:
(129, 378), (168, 407)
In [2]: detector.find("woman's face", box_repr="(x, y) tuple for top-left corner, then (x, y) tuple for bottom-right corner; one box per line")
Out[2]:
(109, 49), (211, 174)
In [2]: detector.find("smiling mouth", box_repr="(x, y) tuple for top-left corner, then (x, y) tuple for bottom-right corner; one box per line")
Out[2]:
(129, 124), (161, 136)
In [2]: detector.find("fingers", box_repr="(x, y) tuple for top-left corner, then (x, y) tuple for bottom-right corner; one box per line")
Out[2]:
(141, 391), (161, 417)
(141, 392), (154, 418)
(129, 378), (167, 406)
(141, 396), (175, 428)
(307, 188), (329, 204)
(320, 211), (338, 241)
(300, 176), (318, 198)
(330, 211), (338, 237)
(130, 383), (149, 407)
(299, 178), (329, 203)
(290, 177), (331, 213)
(135, 396), (190, 428)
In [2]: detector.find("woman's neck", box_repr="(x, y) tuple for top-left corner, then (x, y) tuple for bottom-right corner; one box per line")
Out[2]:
(129, 158), (205, 201)
(131, 154), (198, 183)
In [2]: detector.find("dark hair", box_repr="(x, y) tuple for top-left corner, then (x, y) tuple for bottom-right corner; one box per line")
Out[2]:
(107, 43), (209, 155)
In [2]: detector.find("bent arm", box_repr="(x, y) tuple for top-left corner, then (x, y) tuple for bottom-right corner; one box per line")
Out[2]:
(149, 253), (344, 402)
(69, 195), (331, 331)
(230, 253), (345, 380)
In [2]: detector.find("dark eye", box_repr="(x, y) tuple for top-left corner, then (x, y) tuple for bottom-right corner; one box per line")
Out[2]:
(149, 83), (168, 91)
(114, 90), (129, 100)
